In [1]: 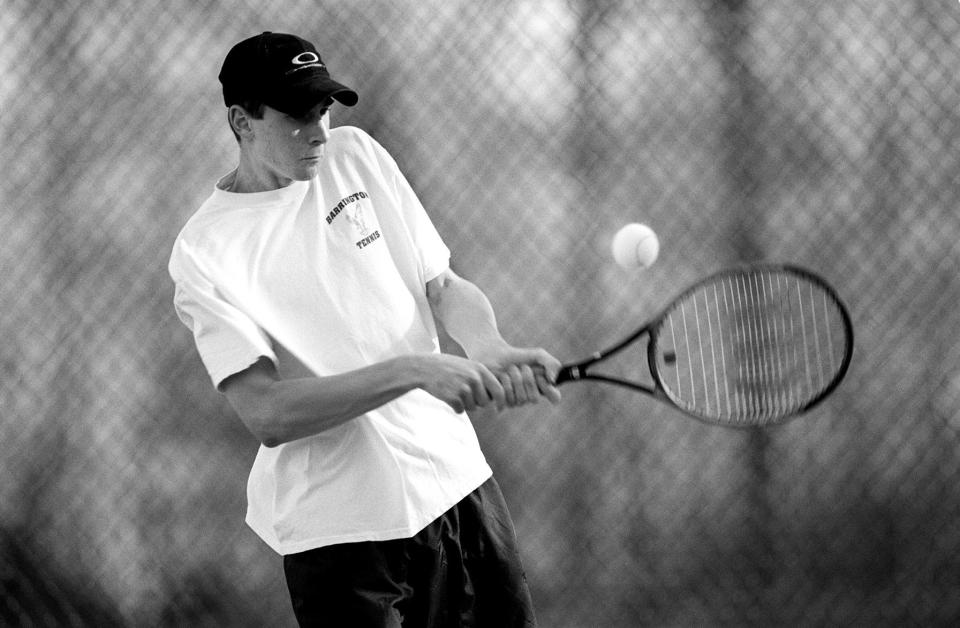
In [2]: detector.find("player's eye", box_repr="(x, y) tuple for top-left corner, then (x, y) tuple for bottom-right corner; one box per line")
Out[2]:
(292, 108), (329, 125)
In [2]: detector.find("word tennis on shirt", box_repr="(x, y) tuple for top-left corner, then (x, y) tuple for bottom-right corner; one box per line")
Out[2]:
(356, 230), (381, 249)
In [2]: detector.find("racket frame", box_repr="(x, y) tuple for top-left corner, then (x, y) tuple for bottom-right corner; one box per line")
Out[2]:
(555, 263), (854, 426)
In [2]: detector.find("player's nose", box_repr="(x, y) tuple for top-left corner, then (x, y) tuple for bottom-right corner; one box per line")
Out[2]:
(307, 123), (330, 145)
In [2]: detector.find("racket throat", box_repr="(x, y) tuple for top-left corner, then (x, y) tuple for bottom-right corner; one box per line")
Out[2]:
(557, 365), (585, 384)
(560, 350), (605, 381)
(557, 363), (657, 395)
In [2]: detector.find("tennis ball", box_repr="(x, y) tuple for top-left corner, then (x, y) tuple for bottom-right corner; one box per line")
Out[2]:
(611, 223), (659, 269)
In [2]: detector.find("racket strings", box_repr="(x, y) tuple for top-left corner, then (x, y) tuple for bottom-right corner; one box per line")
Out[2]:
(657, 270), (850, 425)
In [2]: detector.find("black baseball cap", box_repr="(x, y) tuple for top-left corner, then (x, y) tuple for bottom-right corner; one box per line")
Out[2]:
(219, 32), (358, 116)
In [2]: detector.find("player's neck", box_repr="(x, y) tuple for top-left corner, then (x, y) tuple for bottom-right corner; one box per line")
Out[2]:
(226, 156), (292, 194)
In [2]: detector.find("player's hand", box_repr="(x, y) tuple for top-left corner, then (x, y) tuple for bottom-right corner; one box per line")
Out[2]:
(471, 343), (562, 407)
(412, 354), (506, 413)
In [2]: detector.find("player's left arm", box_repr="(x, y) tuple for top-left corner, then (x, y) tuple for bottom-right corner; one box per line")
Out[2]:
(426, 268), (561, 407)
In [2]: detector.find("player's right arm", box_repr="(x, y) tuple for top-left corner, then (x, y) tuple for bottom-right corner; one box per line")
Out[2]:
(220, 353), (505, 447)
(170, 243), (505, 447)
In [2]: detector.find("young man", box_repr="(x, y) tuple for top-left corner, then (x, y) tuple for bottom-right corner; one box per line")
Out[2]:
(168, 32), (560, 626)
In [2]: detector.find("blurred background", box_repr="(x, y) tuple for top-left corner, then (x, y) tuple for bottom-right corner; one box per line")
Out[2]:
(3, 0), (960, 625)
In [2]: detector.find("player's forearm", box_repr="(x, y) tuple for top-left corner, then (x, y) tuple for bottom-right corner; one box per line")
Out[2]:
(251, 357), (421, 446)
(428, 274), (506, 358)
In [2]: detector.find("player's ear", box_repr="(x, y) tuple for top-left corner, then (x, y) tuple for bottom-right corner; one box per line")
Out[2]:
(228, 105), (255, 141)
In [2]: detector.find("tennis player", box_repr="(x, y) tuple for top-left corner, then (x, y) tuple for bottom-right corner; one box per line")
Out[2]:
(168, 32), (560, 626)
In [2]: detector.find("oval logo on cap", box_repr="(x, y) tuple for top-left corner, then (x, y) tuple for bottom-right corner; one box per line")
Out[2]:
(292, 52), (320, 65)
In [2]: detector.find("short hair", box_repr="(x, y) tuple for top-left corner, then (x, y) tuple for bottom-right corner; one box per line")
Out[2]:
(229, 99), (267, 143)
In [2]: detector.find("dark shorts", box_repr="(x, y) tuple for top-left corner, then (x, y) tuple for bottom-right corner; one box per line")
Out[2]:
(283, 477), (536, 628)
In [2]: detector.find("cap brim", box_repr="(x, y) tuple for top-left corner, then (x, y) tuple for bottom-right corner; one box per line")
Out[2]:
(330, 87), (359, 107)
(267, 78), (358, 115)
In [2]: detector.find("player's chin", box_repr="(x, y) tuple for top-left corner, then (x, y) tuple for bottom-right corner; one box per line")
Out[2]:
(296, 156), (324, 178)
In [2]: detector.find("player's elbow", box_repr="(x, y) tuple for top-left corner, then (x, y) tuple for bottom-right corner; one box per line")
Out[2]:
(242, 393), (319, 448)
(236, 405), (285, 448)
(224, 387), (290, 447)
(240, 400), (302, 448)
(220, 360), (293, 447)
(260, 433), (284, 448)
(246, 414), (300, 448)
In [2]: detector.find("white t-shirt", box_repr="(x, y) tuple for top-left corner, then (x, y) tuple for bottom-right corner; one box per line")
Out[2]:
(168, 126), (492, 555)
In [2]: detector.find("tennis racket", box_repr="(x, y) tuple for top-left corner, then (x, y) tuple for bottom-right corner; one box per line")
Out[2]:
(556, 264), (853, 427)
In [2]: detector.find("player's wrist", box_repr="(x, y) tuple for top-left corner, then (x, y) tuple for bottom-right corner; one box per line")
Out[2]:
(459, 336), (509, 364)
(392, 354), (435, 391)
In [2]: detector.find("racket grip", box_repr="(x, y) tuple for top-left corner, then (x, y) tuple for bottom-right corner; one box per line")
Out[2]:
(554, 365), (579, 385)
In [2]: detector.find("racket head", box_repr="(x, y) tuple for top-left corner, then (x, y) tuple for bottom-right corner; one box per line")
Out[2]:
(647, 264), (853, 427)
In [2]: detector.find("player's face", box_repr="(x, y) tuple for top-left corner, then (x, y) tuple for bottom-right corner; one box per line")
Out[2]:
(246, 100), (333, 189)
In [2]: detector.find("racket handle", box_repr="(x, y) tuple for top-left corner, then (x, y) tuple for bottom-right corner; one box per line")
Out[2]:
(555, 365), (580, 385)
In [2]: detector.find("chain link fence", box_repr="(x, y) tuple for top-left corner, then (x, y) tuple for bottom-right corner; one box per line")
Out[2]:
(3, 0), (960, 625)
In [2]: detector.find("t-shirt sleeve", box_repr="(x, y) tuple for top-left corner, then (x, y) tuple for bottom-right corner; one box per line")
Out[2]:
(169, 238), (277, 389)
(359, 132), (450, 282)
(392, 167), (450, 282)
